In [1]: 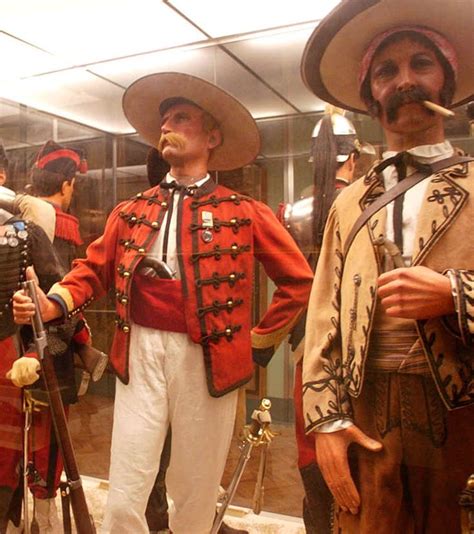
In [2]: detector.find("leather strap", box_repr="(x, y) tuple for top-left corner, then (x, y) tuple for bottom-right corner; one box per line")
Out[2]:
(343, 155), (474, 258)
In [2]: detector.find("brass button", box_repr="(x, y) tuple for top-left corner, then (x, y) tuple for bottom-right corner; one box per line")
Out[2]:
(225, 327), (232, 336)
(152, 221), (159, 229)
(120, 297), (128, 305)
(122, 325), (130, 334)
(138, 247), (145, 254)
(161, 202), (168, 208)
(229, 273), (236, 280)
(123, 271), (131, 278)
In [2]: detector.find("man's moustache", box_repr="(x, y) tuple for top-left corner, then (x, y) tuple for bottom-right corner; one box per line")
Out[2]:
(384, 87), (434, 123)
(157, 133), (186, 153)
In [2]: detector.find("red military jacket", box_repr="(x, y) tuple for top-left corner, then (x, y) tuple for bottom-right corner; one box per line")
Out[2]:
(49, 179), (313, 396)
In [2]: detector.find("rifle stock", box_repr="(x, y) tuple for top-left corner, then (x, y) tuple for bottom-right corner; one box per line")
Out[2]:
(24, 280), (96, 534)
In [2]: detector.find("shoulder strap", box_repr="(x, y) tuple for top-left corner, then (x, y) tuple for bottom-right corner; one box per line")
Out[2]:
(0, 208), (14, 225)
(343, 155), (474, 257)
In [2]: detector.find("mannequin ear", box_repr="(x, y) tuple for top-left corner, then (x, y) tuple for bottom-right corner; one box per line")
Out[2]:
(348, 153), (357, 171)
(208, 129), (222, 150)
(61, 177), (75, 195)
(60, 180), (69, 196)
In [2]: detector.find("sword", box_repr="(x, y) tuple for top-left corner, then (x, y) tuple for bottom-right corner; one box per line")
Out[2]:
(252, 441), (269, 515)
(22, 393), (32, 534)
(211, 398), (275, 534)
(22, 390), (48, 534)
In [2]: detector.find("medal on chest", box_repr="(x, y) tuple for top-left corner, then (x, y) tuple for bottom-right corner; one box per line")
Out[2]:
(201, 210), (214, 243)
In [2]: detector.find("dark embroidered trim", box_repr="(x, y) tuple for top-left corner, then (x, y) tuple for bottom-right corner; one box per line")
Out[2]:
(458, 270), (474, 347)
(189, 217), (251, 234)
(115, 290), (128, 306)
(116, 263), (131, 279)
(417, 318), (473, 408)
(416, 173), (468, 263)
(196, 297), (243, 318)
(132, 192), (169, 207)
(119, 211), (161, 231)
(427, 183), (463, 207)
(363, 164), (380, 185)
(118, 238), (146, 254)
(199, 324), (242, 346)
(114, 315), (130, 333)
(119, 211), (139, 226)
(347, 273), (361, 367)
(190, 194), (249, 210)
(195, 271), (246, 289)
(191, 244), (251, 263)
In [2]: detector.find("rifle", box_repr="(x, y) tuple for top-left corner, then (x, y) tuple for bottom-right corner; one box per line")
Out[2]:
(24, 279), (96, 534)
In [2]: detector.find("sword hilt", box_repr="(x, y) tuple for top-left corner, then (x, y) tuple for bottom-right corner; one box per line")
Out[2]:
(245, 398), (274, 446)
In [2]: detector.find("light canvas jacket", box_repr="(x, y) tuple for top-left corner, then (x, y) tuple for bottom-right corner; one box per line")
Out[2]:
(303, 155), (474, 432)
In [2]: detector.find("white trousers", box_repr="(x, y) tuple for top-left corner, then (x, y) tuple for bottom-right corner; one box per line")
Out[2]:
(101, 324), (238, 534)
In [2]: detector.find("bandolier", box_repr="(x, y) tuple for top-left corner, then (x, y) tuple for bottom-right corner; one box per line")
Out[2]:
(0, 206), (61, 532)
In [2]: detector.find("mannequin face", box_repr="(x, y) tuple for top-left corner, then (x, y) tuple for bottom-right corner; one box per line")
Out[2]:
(370, 37), (445, 137)
(158, 103), (221, 167)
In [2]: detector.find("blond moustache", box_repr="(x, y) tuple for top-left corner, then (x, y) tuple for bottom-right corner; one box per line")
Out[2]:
(157, 133), (186, 153)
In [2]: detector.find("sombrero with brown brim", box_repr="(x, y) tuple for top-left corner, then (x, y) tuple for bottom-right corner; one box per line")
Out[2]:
(301, 0), (474, 114)
(122, 72), (260, 171)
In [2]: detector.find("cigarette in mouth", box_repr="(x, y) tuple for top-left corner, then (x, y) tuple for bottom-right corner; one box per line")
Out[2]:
(423, 100), (455, 118)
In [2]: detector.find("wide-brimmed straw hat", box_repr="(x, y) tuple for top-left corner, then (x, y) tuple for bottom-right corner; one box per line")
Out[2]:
(122, 72), (260, 171)
(301, 0), (474, 114)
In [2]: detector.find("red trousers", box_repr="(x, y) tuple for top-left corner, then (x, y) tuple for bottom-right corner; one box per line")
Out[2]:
(0, 336), (64, 500)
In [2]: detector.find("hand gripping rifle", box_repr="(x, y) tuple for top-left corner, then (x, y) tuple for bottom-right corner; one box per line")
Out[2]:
(23, 280), (96, 534)
(211, 398), (275, 534)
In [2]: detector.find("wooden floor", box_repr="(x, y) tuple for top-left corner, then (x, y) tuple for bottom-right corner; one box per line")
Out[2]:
(69, 394), (305, 519)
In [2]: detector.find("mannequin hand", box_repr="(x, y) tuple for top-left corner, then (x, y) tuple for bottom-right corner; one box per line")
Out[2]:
(378, 266), (453, 319)
(13, 267), (61, 324)
(6, 357), (41, 387)
(315, 425), (382, 514)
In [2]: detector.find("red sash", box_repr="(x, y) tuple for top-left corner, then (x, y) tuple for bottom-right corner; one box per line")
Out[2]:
(130, 274), (187, 333)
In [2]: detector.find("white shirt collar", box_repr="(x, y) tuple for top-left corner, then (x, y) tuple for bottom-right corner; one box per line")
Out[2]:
(382, 140), (454, 163)
(165, 173), (210, 188)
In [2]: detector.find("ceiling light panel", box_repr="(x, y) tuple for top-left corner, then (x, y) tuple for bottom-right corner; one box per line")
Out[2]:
(224, 28), (326, 113)
(0, 69), (130, 133)
(0, 0), (205, 66)
(91, 45), (297, 119)
(89, 47), (217, 88)
(0, 33), (69, 81)
(170, 0), (341, 37)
